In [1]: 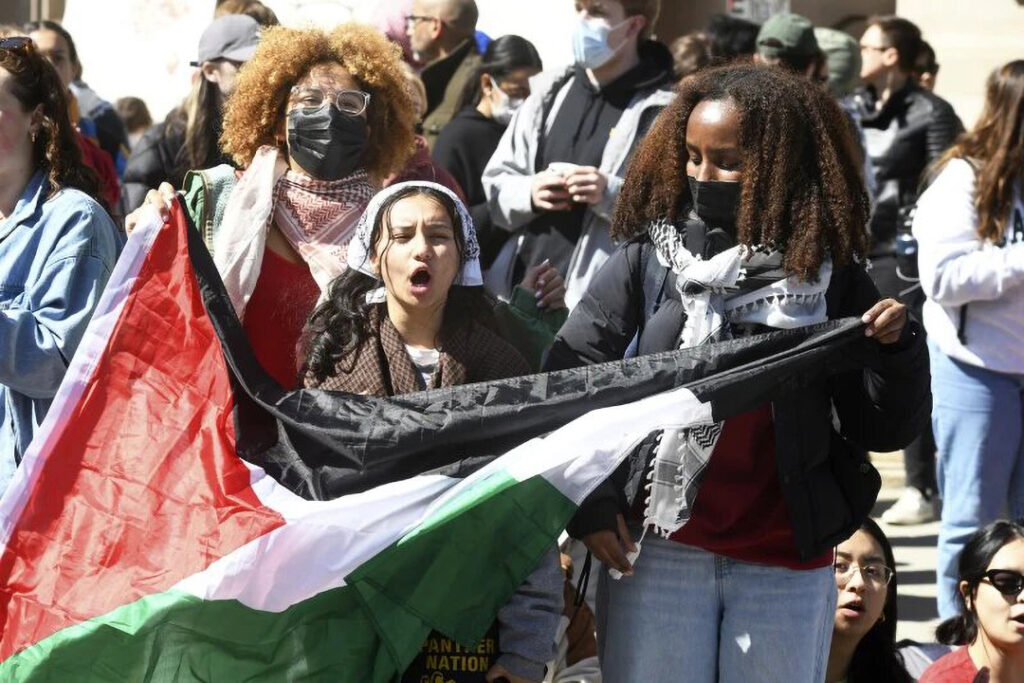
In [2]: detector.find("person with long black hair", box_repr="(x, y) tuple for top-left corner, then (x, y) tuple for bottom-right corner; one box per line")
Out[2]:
(921, 520), (1024, 682)
(302, 181), (561, 683)
(433, 34), (543, 267)
(826, 519), (911, 683)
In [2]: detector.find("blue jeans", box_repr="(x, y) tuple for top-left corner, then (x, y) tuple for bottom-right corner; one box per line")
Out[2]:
(595, 535), (836, 682)
(931, 341), (1024, 619)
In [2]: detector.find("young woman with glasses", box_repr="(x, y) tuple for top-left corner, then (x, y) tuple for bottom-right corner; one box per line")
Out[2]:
(125, 24), (417, 389)
(0, 36), (120, 494)
(826, 519), (911, 683)
(921, 520), (1024, 682)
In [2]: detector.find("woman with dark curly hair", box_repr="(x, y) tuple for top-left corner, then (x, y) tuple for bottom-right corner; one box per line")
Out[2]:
(303, 181), (562, 683)
(0, 36), (120, 494)
(544, 64), (931, 681)
(126, 23), (418, 389)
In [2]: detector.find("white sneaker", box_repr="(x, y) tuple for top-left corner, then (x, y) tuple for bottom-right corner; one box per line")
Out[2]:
(881, 487), (937, 525)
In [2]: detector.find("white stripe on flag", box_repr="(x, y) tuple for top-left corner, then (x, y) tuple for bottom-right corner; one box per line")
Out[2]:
(170, 387), (711, 612)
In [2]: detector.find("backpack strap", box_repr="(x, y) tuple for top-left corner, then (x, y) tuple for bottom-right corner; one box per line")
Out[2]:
(181, 164), (237, 254)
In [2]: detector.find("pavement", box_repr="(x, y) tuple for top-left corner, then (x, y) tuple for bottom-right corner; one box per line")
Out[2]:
(871, 451), (941, 644)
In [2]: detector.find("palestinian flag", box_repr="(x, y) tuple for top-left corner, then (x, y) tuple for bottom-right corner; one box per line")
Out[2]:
(0, 201), (871, 681)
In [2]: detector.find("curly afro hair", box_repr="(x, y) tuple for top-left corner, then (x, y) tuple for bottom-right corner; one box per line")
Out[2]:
(614, 63), (870, 282)
(221, 23), (416, 181)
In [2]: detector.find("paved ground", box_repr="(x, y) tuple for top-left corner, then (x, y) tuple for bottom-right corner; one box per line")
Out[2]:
(872, 451), (941, 644)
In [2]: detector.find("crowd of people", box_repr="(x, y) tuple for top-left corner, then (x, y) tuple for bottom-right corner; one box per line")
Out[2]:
(0, 0), (1022, 681)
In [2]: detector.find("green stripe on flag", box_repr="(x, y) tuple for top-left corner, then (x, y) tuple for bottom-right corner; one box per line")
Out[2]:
(2, 474), (576, 681)
(0, 586), (390, 682)
(347, 473), (576, 672)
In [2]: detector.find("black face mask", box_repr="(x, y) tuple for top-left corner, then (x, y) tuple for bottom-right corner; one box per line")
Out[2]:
(287, 106), (368, 181)
(686, 176), (742, 235)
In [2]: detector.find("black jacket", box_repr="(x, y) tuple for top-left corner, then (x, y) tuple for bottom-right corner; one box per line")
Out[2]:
(434, 108), (508, 266)
(851, 82), (962, 247)
(121, 110), (232, 214)
(544, 227), (931, 560)
(120, 117), (188, 214)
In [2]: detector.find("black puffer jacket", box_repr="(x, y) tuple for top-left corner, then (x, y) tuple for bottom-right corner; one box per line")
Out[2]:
(850, 82), (962, 247)
(120, 110), (232, 214)
(544, 223), (931, 561)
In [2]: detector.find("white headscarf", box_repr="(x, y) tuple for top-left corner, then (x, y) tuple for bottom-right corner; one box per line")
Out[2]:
(345, 181), (483, 302)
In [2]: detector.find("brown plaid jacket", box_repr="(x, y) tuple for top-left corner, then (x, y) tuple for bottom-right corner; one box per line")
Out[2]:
(306, 307), (531, 396)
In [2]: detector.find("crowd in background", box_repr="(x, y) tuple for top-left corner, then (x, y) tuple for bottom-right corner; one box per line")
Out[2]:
(1, 0), (1023, 681)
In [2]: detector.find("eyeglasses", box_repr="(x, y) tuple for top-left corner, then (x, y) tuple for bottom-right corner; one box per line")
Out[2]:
(0, 36), (33, 56)
(405, 15), (439, 29)
(834, 560), (894, 587)
(288, 86), (371, 117)
(859, 44), (889, 53)
(980, 569), (1024, 597)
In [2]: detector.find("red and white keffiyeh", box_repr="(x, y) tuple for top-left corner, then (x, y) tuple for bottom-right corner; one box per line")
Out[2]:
(213, 146), (376, 316)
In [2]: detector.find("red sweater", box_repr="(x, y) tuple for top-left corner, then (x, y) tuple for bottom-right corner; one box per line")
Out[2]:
(919, 648), (979, 683)
(242, 248), (320, 389)
(670, 406), (832, 570)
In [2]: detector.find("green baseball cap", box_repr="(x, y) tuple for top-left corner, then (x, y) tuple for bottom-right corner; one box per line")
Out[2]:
(756, 13), (819, 59)
(814, 27), (861, 98)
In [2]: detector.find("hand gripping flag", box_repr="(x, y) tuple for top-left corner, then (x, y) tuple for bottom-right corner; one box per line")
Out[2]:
(0, 200), (876, 681)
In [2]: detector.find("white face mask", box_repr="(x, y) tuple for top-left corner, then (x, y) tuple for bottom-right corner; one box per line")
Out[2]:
(572, 16), (632, 70)
(489, 81), (524, 125)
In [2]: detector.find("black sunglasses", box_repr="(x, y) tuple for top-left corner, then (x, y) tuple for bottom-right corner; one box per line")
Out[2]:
(0, 36), (33, 55)
(980, 569), (1024, 597)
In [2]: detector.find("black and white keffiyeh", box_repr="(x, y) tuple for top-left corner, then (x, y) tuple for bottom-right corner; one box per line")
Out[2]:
(642, 218), (833, 537)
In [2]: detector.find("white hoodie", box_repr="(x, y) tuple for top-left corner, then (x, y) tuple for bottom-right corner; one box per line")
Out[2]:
(913, 158), (1024, 373)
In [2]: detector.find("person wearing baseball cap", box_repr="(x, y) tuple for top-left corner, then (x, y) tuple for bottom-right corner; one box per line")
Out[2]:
(190, 14), (261, 96)
(121, 14), (261, 212)
(753, 12), (824, 81)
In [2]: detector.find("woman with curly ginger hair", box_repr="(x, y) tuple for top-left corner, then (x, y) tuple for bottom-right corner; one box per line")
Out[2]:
(127, 23), (416, 389)
(0, 36), (120, 493)
(545, 64), (931, 681)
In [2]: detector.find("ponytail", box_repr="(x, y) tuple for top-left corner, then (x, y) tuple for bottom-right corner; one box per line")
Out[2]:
(936, 614), (977, 646)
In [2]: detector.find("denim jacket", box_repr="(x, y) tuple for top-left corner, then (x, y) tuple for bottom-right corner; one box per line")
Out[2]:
(0, 171), (120, 494)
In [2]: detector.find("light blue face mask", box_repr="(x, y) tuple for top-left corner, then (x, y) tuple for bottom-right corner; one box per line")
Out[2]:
(572, 17), (629, 70)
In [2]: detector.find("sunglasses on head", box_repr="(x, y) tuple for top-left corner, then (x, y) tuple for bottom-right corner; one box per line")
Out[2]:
(980, 569), (1024, 597)
(0, 36), (33, 55)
